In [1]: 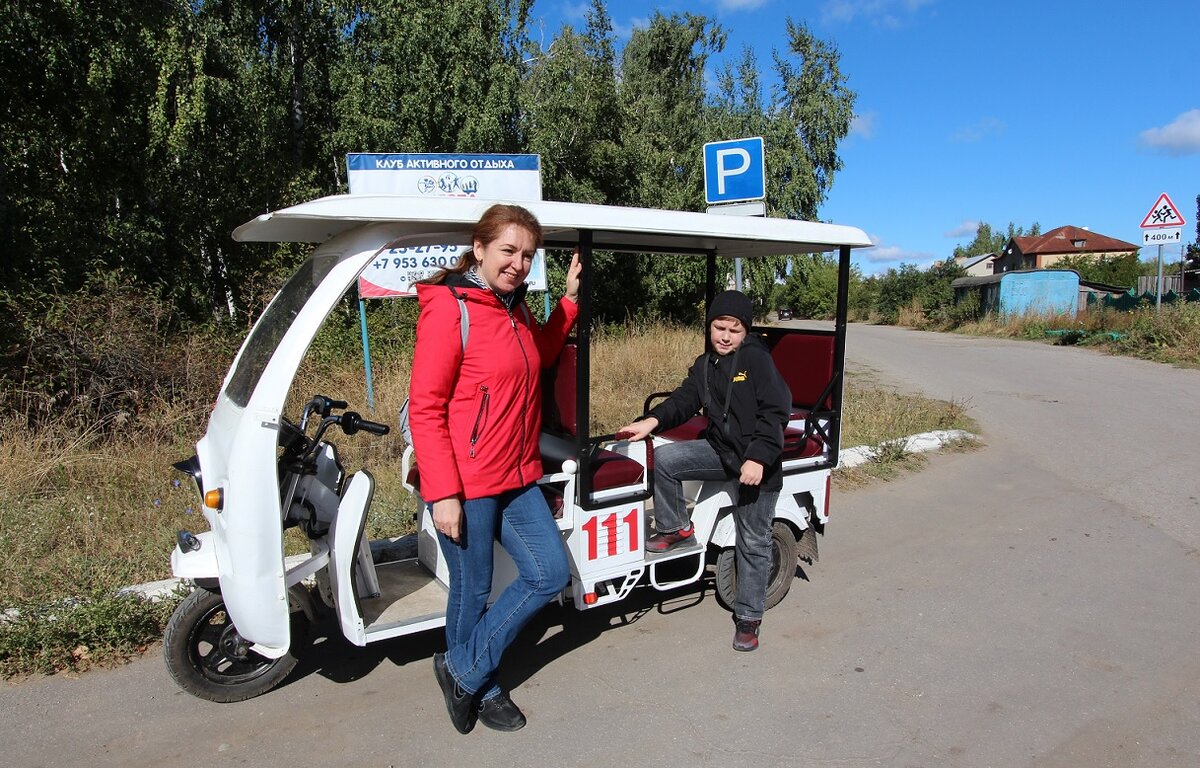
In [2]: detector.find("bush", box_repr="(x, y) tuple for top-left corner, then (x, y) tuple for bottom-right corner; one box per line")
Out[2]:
(873, 261), (965, 325)
(0, 271), (236, 431)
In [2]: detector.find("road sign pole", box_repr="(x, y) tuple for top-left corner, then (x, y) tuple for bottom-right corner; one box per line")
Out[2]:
(1156, 244), (1164, 310)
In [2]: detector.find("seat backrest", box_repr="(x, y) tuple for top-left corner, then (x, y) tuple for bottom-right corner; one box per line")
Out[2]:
(769, 333), (835, 410)
(551, 343), (578, 436)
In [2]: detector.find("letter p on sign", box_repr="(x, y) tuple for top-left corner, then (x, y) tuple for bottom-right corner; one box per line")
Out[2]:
(704, 137), (766, 205)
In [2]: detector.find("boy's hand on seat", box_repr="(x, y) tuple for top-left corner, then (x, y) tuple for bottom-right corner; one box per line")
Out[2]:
(739, 459), (764, 486)
(616, 417), (658, 441)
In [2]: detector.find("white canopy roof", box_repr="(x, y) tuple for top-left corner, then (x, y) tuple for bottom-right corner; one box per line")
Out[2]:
(233, 195), (872, 258)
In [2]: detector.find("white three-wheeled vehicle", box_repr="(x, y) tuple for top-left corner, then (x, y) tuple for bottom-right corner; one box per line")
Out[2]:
(164, 195), (871, 701)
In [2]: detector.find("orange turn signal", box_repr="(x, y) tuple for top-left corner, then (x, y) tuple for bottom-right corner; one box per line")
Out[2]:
(203, 488), (224, 510)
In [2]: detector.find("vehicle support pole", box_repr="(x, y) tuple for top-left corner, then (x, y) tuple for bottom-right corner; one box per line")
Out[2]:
(576, 230), (594, 506)
(358, 296), (376, 413)
(831, 245), (852, 458)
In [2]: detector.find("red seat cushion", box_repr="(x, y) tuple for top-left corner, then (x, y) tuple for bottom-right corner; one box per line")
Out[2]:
(782, 426), (825, 460)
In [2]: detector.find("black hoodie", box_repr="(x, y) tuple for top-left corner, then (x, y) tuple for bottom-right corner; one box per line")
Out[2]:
(648, 334), (792, 491)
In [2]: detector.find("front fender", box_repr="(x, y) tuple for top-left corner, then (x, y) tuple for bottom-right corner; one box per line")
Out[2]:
(170, 531), (220, 580)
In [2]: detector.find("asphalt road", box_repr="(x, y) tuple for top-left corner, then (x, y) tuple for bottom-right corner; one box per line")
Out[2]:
(4, 324), (1198, 767)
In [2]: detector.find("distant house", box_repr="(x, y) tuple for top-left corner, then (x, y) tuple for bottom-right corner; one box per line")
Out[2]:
(994, 226), (1138, 273)
(953, 252), (997, 276)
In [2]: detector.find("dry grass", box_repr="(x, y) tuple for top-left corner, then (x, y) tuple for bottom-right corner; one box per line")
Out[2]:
(0, 322), (977, 604)
(588, 323), (705, 433)
(953, 302), (1200, 368)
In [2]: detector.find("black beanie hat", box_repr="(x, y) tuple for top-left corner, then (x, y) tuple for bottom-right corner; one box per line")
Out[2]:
(706, 289), (753, 330)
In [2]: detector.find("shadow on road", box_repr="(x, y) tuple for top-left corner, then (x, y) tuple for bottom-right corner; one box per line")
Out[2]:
(277, 563), (730, 696)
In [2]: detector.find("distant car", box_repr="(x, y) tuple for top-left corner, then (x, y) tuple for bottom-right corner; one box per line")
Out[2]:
(778, 307), (793, 320)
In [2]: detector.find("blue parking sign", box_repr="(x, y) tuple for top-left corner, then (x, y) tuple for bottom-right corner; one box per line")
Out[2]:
(703, 137), (766, 205)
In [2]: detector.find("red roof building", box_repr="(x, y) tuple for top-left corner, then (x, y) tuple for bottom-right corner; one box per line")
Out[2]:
(995, 226), (1139, 272)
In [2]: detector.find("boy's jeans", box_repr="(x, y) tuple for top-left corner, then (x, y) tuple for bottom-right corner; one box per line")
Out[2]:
(654, 439), (777, 621)
(436, 484), (569, 698)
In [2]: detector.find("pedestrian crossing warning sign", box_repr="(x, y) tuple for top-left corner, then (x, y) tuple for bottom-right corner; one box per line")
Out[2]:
(1139, 192), (1187, 229)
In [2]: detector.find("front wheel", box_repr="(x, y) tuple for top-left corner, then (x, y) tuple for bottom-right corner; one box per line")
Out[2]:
(163, 588), (300, 703)
(714, 521), (799, 613)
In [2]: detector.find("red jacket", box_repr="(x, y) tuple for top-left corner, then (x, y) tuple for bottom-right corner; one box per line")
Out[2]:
(409, 282), (578, 502)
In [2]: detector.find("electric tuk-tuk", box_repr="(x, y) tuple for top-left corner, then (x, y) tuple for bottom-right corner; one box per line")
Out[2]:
(164, 194), (872, 701)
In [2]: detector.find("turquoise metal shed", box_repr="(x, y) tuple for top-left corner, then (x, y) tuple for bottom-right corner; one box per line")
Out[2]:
(951, 269), (1079, 317)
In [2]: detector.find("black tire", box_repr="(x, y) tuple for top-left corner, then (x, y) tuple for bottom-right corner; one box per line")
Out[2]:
(714, 521), (799, 613)
(163, 588), (300, 703)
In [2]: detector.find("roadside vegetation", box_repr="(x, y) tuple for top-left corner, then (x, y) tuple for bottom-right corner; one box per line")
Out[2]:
(774, 215), (1199, 368)
(0, 310), (973, 678)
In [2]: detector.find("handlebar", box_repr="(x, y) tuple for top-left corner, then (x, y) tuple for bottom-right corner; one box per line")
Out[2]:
(340, 411), (390, 436)
(300, 395), (350, 430)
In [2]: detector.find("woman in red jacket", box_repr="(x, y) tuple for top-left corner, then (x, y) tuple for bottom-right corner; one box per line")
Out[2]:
(408, 204), (580, 734)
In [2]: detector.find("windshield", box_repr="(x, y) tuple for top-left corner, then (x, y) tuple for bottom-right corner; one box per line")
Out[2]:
(224, 250), (342, 407)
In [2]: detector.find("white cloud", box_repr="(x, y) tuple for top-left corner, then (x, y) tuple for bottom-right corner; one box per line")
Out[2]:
(951, 116), (1005, 143)
(1139, 109), (1200, 157)
(943, 220), (978, 238)
(850, 112), (877, 139)
(821, 0), (934, 27)
(717, 0), (769, 10)
(857, 234), (936, 274)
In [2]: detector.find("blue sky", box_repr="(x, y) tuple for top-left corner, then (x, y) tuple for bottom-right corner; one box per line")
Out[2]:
(532, 0), (1200, 274)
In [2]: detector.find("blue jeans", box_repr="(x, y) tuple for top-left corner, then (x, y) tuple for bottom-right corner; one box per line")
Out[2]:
(654, 439), (777, 620)
(437, 484), (569, 698)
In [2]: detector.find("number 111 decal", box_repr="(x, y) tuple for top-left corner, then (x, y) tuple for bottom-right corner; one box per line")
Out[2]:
(581, 508), (640, 560)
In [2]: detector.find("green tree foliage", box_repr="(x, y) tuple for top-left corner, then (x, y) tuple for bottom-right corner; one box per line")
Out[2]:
(148, 1), (344, 319)
(1053, 252), (1145, 288)
(521, 0), (628, 204)
(873, 261), (965, 324)
(781, 254), (840, 320)
(952, 221), (1041, 261)
(2, 1), (866, 407)
(333, 1), (530, 156)
(768, 20), (855, 221)
(1, 1), (176, 298)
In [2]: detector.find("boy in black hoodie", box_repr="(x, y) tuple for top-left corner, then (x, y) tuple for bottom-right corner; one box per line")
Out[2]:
(618, 290), (791, 651)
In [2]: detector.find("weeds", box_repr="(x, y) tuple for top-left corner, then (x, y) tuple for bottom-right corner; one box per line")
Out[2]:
(947, 302), (1200, 368)
(0, 589), (180, 676)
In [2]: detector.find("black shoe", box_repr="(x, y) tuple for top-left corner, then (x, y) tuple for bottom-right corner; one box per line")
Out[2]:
(477, 690), (527, 731)
(433, 653), (477, 734)
(732, 617), (761, 652)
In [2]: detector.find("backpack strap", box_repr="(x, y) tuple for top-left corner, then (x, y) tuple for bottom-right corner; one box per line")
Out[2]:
(447, 287), (470, 352)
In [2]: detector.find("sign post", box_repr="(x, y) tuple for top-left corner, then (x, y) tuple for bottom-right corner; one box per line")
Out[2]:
(1139, 192), (1187, 309)
(704, 137), (766, 290)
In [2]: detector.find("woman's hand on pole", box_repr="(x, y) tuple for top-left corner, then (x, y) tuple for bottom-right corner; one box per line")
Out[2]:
(432, 497), (464, 543)
(565, 249), (582, 303)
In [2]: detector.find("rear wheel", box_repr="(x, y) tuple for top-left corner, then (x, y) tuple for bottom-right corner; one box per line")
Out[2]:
(163, 588), (300, 703)
(714, 521), (799, 613)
